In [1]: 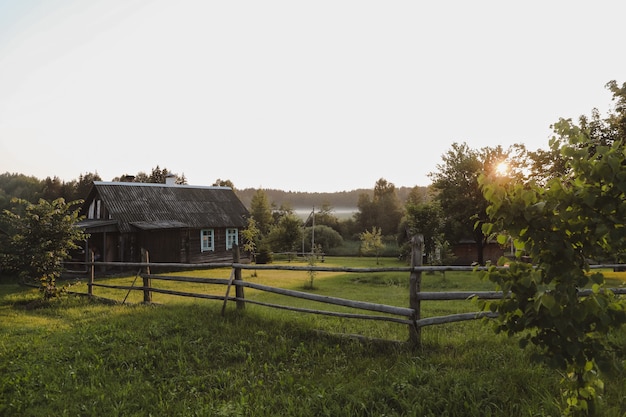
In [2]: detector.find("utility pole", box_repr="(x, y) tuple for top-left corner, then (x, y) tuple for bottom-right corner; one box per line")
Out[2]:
(311, 206), (315, 255)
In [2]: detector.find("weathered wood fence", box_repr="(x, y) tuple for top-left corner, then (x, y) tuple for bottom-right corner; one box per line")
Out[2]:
(76, 237), (626, 347)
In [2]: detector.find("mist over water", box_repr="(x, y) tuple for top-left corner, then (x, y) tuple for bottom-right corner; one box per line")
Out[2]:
(294, 208), (356, 221)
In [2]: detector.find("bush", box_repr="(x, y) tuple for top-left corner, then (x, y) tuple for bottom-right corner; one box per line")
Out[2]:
(256, 246), (273, 264)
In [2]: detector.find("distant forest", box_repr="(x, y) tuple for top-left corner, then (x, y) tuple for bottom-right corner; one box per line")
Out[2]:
(234, 187), (424, 210)
(0, 171), (427, 213)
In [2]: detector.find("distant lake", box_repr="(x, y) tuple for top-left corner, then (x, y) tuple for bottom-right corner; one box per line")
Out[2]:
(294, 208), (356, 220)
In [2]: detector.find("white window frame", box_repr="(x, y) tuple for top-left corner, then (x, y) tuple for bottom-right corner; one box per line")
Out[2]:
(201, 229), (214, 252)
(226, 228), (238, 250)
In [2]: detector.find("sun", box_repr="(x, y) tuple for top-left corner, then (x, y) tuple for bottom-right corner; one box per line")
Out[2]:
(495, 161), (509, 176)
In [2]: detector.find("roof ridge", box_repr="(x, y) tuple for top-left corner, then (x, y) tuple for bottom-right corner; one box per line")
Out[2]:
(93, 181), (232, 190)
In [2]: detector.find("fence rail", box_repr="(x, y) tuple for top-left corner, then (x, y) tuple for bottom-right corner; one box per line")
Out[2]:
(74, 239), (626, 347)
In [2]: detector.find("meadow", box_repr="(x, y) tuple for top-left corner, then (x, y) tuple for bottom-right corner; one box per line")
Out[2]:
(1, 257), (625, 416)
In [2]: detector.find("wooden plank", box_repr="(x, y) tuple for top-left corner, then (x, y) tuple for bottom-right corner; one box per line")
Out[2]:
(408, 234), (423, 347)
(418, 291), (506, 300)
(235, 298), (414, 325)
(221, 270), (236, 316)
(415, 311), (499, 328)
(234, 280), (414, 317)
(146, 275), (230, 285)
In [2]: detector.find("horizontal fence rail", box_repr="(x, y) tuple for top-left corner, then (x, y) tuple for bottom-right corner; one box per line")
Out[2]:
(71, 240), (626, 347)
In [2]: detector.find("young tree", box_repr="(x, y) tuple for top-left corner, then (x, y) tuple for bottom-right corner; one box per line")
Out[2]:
(241, 217), (260, 263)
(480, 80), (626, 415)
(0, 198), (87, 298)
(359, 227), (384, 264)
(249, 189), (274, 237)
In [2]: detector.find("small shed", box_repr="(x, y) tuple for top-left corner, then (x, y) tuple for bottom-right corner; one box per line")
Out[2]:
(76, 180), (250, 264)
(451, 239), (508, 265)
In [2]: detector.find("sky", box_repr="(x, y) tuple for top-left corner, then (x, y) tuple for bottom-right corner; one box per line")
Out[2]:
(0, 0), (625, 192)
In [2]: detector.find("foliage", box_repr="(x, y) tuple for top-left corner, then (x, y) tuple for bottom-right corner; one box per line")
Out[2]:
(398, 201), (443, 264)
(0, 171), (101, 213)
(0, 198), (87, 298)
(429, 142), (512, 265)
(359, 227), (384, 264)
(479, 80), (626, 416)
(303, 245), (323, 289)
(354, 178), (404, 237)
(241, 217), (261, 262)
(0, 172), (43, 212)
(112, 165), (186, 184)
(249, 189), (274, 237)
(212, 178), (235, 188)
(302, 225), (343, 253)
(255, 246), (273, 264)
(266, 214), (303, 253)
(312, 202), (342, 233)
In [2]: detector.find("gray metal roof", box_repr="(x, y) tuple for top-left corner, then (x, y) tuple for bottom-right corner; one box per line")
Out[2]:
(78, 182), (249, 233)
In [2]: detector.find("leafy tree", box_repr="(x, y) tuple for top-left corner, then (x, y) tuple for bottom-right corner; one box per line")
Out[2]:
(354, 192), (376, 232)
(399, 201), (443, 264)
(354, 178), (403, 237)
(0, 198), (87, 298)
(479, 80), (626, 415)
(405, 185), (431, 206)
(271, 202), (294, 224)
(314, 202), (341, 233)
(77, 172), (102, 196)
(265, 214), (303, 253)
(148, 165), (169, 183)
(249, 189), (274, 237)
(41, 176), (64, 201)
(241, 217), (260, 263)
(429, 142), (511, 265)
(0, 172), (43, 212)
(359, 227), (384, 264)
(303, 225), (343, 253)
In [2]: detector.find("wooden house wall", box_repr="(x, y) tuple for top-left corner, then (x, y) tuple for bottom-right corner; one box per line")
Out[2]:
(85, 228), (249, 265)
(451, 242), (506, 265)
(186, 227), (245, 263)
(138, 230), (183, 263)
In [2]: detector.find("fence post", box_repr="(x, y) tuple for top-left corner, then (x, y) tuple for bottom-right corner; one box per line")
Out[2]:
(408, 234), (424, 347)
(88, 250), (94, 297)
(142, 249), (152, 303)
(233, 244), (245, 310)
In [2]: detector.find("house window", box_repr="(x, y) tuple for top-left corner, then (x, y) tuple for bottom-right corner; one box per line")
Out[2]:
(201, 229), (214, 252)
(226, 228), (238, 250)
(88, 199), (103, 219)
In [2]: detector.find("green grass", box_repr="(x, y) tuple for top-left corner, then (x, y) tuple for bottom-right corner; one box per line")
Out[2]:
(1, 258), (626, 416)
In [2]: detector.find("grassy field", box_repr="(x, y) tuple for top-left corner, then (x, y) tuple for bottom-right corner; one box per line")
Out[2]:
(1, 257), (626, 416)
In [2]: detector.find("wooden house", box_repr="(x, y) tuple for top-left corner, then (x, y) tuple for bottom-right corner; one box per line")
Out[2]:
(76, 180), (250, 264)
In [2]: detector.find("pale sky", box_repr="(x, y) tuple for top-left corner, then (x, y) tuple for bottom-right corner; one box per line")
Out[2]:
(0, 0), (624, 192)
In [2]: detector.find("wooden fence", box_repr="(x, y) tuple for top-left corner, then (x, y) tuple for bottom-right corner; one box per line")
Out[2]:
(76, 237), (626, 347)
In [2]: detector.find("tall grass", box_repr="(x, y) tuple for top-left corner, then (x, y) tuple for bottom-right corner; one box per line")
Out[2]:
(1, 258), (626, 416)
